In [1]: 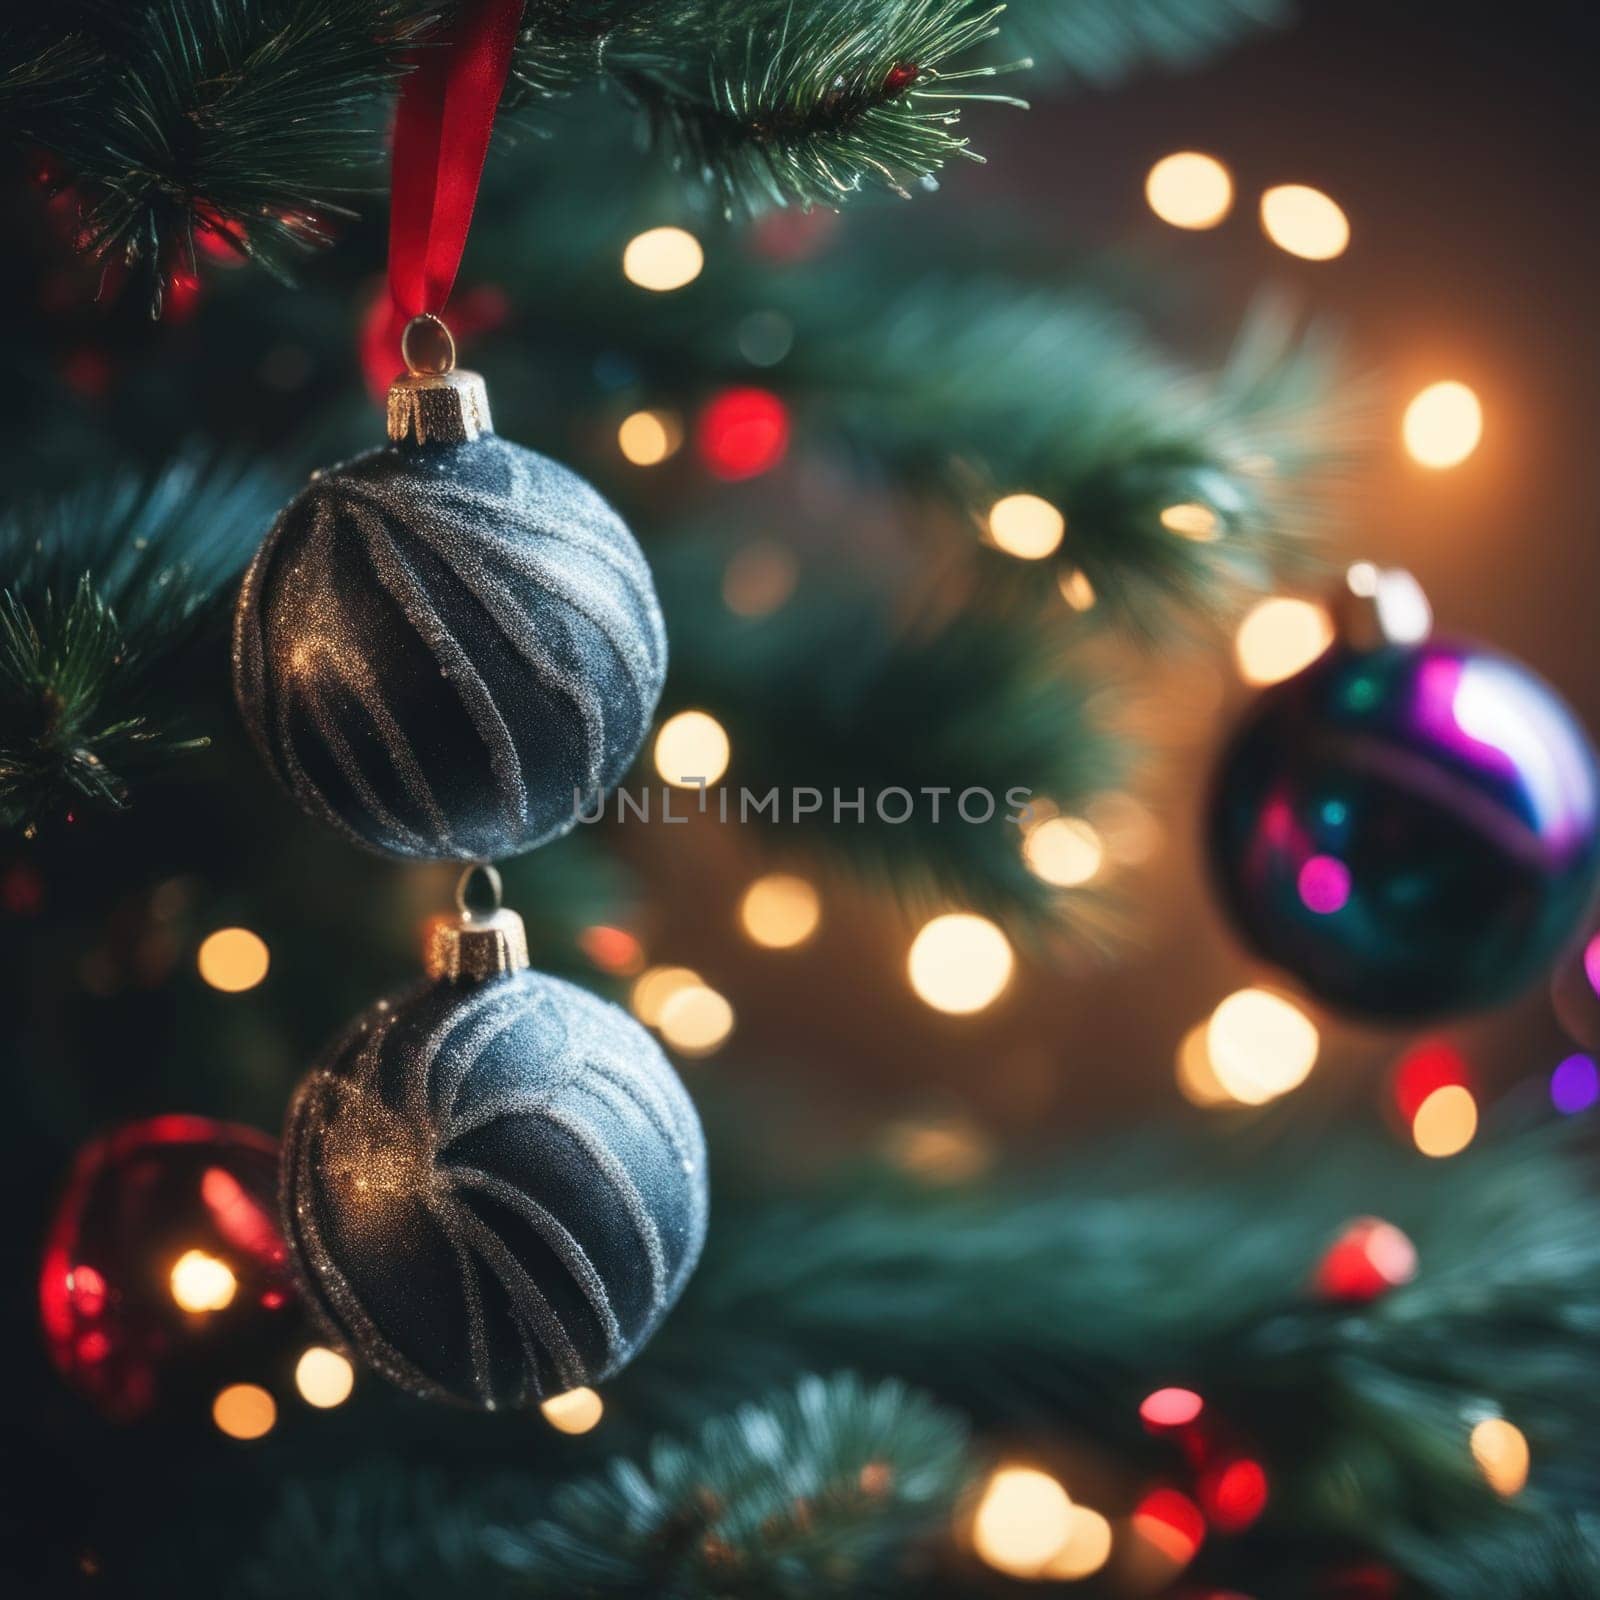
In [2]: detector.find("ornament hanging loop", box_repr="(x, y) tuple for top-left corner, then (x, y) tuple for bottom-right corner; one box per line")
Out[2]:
(1333, 561), (1434, 651)
(428, 861), (527, 982)
(402, 313), (457, 377)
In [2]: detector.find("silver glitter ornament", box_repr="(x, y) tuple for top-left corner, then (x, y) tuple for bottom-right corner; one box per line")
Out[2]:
(233, 316), (666, 861)
(281, 867), (707, 1409)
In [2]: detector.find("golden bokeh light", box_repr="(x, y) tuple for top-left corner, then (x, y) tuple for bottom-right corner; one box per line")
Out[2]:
(617, 409), (683, 466)
(213, 1383), (276, 1440)
(295, 1346), (355, 1409)
(621, 226), (703, 291)
(988, 493), (1066, 560)
(972, 1466), (1076, 1579)
(1145, 152), (1234, 230)
(1471, 1417), (1530, 1497)
(1058, 568), (1096, 612)
(883, 1116), (994, 1184)
(541, 1386), (605, 1435)
(722, 541), (798, 617)
(738, 873), (822, 949)
(1260, 184), (1350, 260)
(654, 710), (730, 788)
(170, 1249), (237, 1313)
(197, 927), (270, 993)
(1175, 1021), (1232, 1108)
(1160, 502), (1221, 541)
(1234, 597), (1334, 686)
(658, 983), (735, 1056)
(907, 913), (1015, 1015)
(1402, 381), (1483, 469)
(630, 965), (703, 1026)
(1043, 1506), (1114, 1581)
(1023, 816), (1105, 888)
(1206, 988), (1319, 1105)
(1412, 1084), (1478, 1158)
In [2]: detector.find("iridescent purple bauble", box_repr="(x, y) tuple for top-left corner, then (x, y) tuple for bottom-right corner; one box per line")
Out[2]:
(1208, 637), (1600, 1021)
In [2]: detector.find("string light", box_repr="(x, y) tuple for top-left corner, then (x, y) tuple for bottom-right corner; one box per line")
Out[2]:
(197, 928), (270, 992)
(1412, 1084), (1478, 1157)
(1392, 1039), (1473, 1122)
(212, 1383), (276, 1440)
(738, 874), (821, 948)
(698, 388), (790, 480)
(1260, 184), (1350, 260)
(1470, 1417), (1530, 1497)
(1145, 152), (1234, 229)
(653, 710), (730, 787)
(1023, 816), (1105, 888)
(1205, 987), (1319, 1105)
(621, 226), (703, 291)
(657, 983), (735, 1056)
(972, 1466), (1076, 1579)
(630, 965), (703, 1026)
(1403, 381), (1482, 469)
(1058, 568), (1096, 612)
(907, 913), (1014, 1015)
(295, 1346), (354, 1408)
(1234, 597), (1334, 686)
(1201, 1458), (1270, 1532)
(1131, 1488), (1206, 1567)
(987, 493), (1066, 560)
(577, 925), (645, 976)
(1042, 1507), (1113, 1581)
(541, 1386), (604, 1435)
(1175, 1021), (1231, 1107)
(1551, 1053), (1600, 1115)
(617, 409), (683, 466)
(1140, 1387), (1204, 1431)
(169, 1249), (237, 1312)
(1160, 502), (1221, 541)
(1314, 1217), (1419, 1302)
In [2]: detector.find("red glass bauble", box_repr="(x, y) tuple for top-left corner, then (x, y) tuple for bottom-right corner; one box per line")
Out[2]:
(40, 1115), (297, 1421)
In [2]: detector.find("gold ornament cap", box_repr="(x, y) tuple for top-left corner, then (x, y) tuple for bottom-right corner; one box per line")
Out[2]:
(387, 314), (493, 445)
(426, 864), (528, 982)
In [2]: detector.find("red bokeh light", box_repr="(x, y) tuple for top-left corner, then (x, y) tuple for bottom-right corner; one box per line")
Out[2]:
(1140, 1386), (1205, 1431)
(1391, 1039), (1472, 1122)
(1132, 1488), (1207, 1566)
(1313, 1216), (1418, 1303)
(697, 388), (790, 481)
(1200, 1458), (1270, 1532)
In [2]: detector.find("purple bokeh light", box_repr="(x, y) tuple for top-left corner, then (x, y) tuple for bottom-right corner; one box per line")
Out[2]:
(1298, 854), (1352, 915)
(1550, 1053), (1600, 1115)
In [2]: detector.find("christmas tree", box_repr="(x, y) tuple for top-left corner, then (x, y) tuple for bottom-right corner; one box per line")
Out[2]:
(6, 2), (1600, 1595)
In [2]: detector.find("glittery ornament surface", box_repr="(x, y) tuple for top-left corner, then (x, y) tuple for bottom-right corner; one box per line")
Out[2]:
(1209, 637), (1600, 1020)
(282, 970), (707, 1409)
(234, 435), (666, 861)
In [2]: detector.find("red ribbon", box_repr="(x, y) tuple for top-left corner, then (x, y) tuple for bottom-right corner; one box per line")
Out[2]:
(385, 0), (522, 327)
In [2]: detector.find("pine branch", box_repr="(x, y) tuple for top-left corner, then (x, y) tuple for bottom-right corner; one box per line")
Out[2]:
(1002, 0), (1290, 87)
(242, 1375), (972, 1599)
(0, 456), (279, 833)
(653, 540), (1126, 926)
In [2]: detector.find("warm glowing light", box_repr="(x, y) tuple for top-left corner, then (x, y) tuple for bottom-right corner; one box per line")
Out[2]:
(578, 924), (645, 976)
(1471, 1417), (1530, 1497)
(698, 388), (790, 479)
(972, 1467), (1076, 1579)
(1392, 1039), (1474, 1122)
(1175, 1022), (1232, 1108)
(1024, 816), (1105, 888)
(295, 1346), (354, 1408)
(654, 710), (730, 788)
(722, 541), (798, 617)
(617, 409), (683, 466)
(1160, 501), (1222, 541)
(1202, 1458), (1270, 1532)
(1131, 1488), (1206, 1567)
(213, 1383), (276, 1440)
(988, 494), (1065, 560)
(1234, 597), (1334, 686)
(883, 1116), (993, 1183)
(1043, 1507), (1113, 1580)
(1260, 184), (1350, 260)
(170, 1249), (237, 1313)
(1140, 1388), (1204, 1431)
(1145, 152), (1234, 230)
(630, 965), (702, 1026)
(1297, 854), (1351, 914)
(1058, 569), (1096, 612)
(621, 226), (703, 291)
(1206, 988), (1319, 1105)
(658, 983), (735, 1056)
(1412, 1084), (1478, 1158)
(197, 927), (270, 992)
(1314, 1216), (1419, 1302)
(1403, 381), (1483, 469)
(739, 873), (821, 948)
(907, 913), (1014, 1015)
(541, 1386), (605, 1435)
(1551, 1053), (1600, 1115)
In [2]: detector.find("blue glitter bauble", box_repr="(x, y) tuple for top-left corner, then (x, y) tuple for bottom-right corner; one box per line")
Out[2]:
(234, 434), (666, 861)
(282, 969), (706, 1409)
(1208, 637), (1600, 1021)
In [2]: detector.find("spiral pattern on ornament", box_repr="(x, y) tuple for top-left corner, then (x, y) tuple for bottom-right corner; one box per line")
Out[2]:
(281, 971), (707, 1409)
(234, 435), (666, 861)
